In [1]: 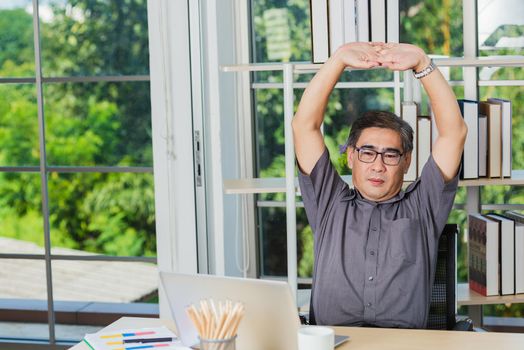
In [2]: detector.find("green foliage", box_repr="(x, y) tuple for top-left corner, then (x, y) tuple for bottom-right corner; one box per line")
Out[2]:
(298, 224), (313, 277)
(0, 84), (39, 166)
(400, 0), (463, 56)
(0, 2), (154, 257)
(0, 9), (34, 70)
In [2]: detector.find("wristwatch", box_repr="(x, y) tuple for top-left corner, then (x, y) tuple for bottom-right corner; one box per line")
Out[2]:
(413, 59), (436, 79)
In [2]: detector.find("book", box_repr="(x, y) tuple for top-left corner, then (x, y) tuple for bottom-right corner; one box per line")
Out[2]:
(478, 113), (488, 177)
(517, 221), (524, 295)
(329, 0), (345, 55)
(417, 116), (431, 177)
(343, 0), (357, 43)
(487, 98), (512, 178)
(356, 0), (369, 42)
(401, 101), (418, 181)
(505, 211), (524, 294)
(311, 0), (330, 63)
(386, 0), (399, 43)
(458, 100), (479, 179)
(486, 214), (515, 295)
(370, 0), (386, 42)
(328, 0), (359, 55)
(479, 101), (502, 178)
(468, 214), (499, 296)
(83, 326), (185, 350)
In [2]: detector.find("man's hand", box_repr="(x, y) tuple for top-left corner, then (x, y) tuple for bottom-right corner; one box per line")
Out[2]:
(332, 42), (384, 70)
(375, 43), (431, 72)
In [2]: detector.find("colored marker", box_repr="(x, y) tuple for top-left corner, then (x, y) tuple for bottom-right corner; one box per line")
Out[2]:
(101, 331), (156, 339)
(124, 337), (177, 344)
(107, 337), (177, 345)
(114, 344), (170, 350)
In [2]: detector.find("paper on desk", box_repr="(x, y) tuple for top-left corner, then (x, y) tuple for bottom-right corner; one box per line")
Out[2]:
(83, 326), (191, 350)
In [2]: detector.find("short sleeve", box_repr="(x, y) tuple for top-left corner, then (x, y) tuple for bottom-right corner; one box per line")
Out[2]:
(298, 148), (347, 233)
(412, 154), (460, 237)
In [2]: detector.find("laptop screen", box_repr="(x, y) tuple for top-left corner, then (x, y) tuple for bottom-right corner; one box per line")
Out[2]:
(160, 272), (301, 350)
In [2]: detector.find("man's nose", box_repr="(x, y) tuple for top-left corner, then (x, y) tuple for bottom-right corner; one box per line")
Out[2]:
(371, 155), (386, 171)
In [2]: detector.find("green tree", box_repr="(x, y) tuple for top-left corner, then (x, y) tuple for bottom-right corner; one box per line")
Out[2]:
(0, 2), (155, 257)
(0, 8), (34, 71)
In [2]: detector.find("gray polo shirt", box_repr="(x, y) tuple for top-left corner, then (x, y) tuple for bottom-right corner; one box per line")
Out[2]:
(298, 148), (459, 328)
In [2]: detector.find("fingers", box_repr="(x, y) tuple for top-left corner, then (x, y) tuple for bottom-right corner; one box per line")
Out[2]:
(375, 52), (396, 64)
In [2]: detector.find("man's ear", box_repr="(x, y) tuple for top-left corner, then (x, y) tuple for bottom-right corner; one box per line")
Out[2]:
(403, 152), (412, 174)
(347, 148), (354, 169)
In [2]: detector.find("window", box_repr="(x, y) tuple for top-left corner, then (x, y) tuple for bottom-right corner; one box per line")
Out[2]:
(250, 0), (462, 280)
(247, 0), (524, 327)
(0, 0), (155, 345)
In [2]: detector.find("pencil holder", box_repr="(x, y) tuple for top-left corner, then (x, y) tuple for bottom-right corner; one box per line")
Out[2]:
(199, 335), (236, 350)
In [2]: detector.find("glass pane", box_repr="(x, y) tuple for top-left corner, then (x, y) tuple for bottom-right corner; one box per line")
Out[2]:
(48, 172), (156, 257)
(478, 0), (524, 80)
(251, 0), (311, 63)
(0, 84), (39, 166)
(0, 1), (35, 77)
(43, 81), (152, 167)
(52, 260), (157, 342)
(0, 259), (48, 341)
(478, 0), (524, 54)
(0, 172), (43, 244)
(400, 0), (463, 57)
(52, 260), (157, 302)
(39, 0), (149, 76)
(254, 88), (285, 177)
(258, 206), (310, 277)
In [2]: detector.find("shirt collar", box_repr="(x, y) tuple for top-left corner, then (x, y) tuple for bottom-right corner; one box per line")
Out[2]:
(340, 177), (421, 204)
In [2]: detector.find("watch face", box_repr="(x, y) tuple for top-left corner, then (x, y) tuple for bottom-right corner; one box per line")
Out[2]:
(414, 60), (435, 79)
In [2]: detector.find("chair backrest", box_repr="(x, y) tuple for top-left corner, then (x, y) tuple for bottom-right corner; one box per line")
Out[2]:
(426, 224), (458, 330)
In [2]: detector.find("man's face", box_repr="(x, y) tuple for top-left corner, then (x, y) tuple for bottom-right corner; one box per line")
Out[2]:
(347, 127), (411, 202)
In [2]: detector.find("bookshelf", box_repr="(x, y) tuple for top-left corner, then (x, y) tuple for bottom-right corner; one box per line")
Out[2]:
(224, 171), (524, 195)
(221, 56), (524, 72)
(458, 284), (524, 307)
(221, 55), (524, 324)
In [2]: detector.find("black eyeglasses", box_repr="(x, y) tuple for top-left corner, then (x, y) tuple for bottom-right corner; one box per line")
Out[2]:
(355, 147), (403, 166)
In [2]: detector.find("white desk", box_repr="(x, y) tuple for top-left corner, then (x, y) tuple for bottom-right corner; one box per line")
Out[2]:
(69, 317), (524, 350)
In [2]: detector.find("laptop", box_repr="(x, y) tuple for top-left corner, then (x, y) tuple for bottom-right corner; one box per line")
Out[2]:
(159, 272), (348, 350)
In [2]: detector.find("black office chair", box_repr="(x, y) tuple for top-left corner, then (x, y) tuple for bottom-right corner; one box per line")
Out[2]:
(427, 223), (473, 331)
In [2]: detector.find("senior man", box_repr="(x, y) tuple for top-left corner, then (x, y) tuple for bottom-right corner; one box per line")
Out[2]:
(292, 42), (467, 328)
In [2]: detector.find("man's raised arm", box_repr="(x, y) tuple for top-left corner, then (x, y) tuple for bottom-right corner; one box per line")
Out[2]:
(292, 43), (382, 175)
(377, 44), (467, 181)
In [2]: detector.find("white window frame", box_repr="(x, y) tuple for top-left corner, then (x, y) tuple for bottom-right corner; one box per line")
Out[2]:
(148, 0), (258, 318)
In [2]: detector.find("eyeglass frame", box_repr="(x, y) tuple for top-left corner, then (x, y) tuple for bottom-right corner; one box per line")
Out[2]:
(354, 146), (404, 166)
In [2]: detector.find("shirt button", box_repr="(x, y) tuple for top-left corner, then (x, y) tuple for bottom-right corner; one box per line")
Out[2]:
(371, 227), (377, 231)
(368, 276), (374, 281)
(366, 302), (372, 307)
(370, 251), (375, 256)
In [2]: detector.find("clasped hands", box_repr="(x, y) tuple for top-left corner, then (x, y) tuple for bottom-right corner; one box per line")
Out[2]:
(333, 42), (431, 73)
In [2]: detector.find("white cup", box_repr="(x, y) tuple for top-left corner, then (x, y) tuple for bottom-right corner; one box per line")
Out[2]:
(297, 325), (334, 350)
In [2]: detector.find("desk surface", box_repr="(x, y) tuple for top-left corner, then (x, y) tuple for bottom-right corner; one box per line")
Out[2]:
(69, 317), (524, 350)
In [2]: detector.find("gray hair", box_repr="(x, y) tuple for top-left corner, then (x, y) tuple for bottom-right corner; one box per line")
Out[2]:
(339, 111), (414, 154)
